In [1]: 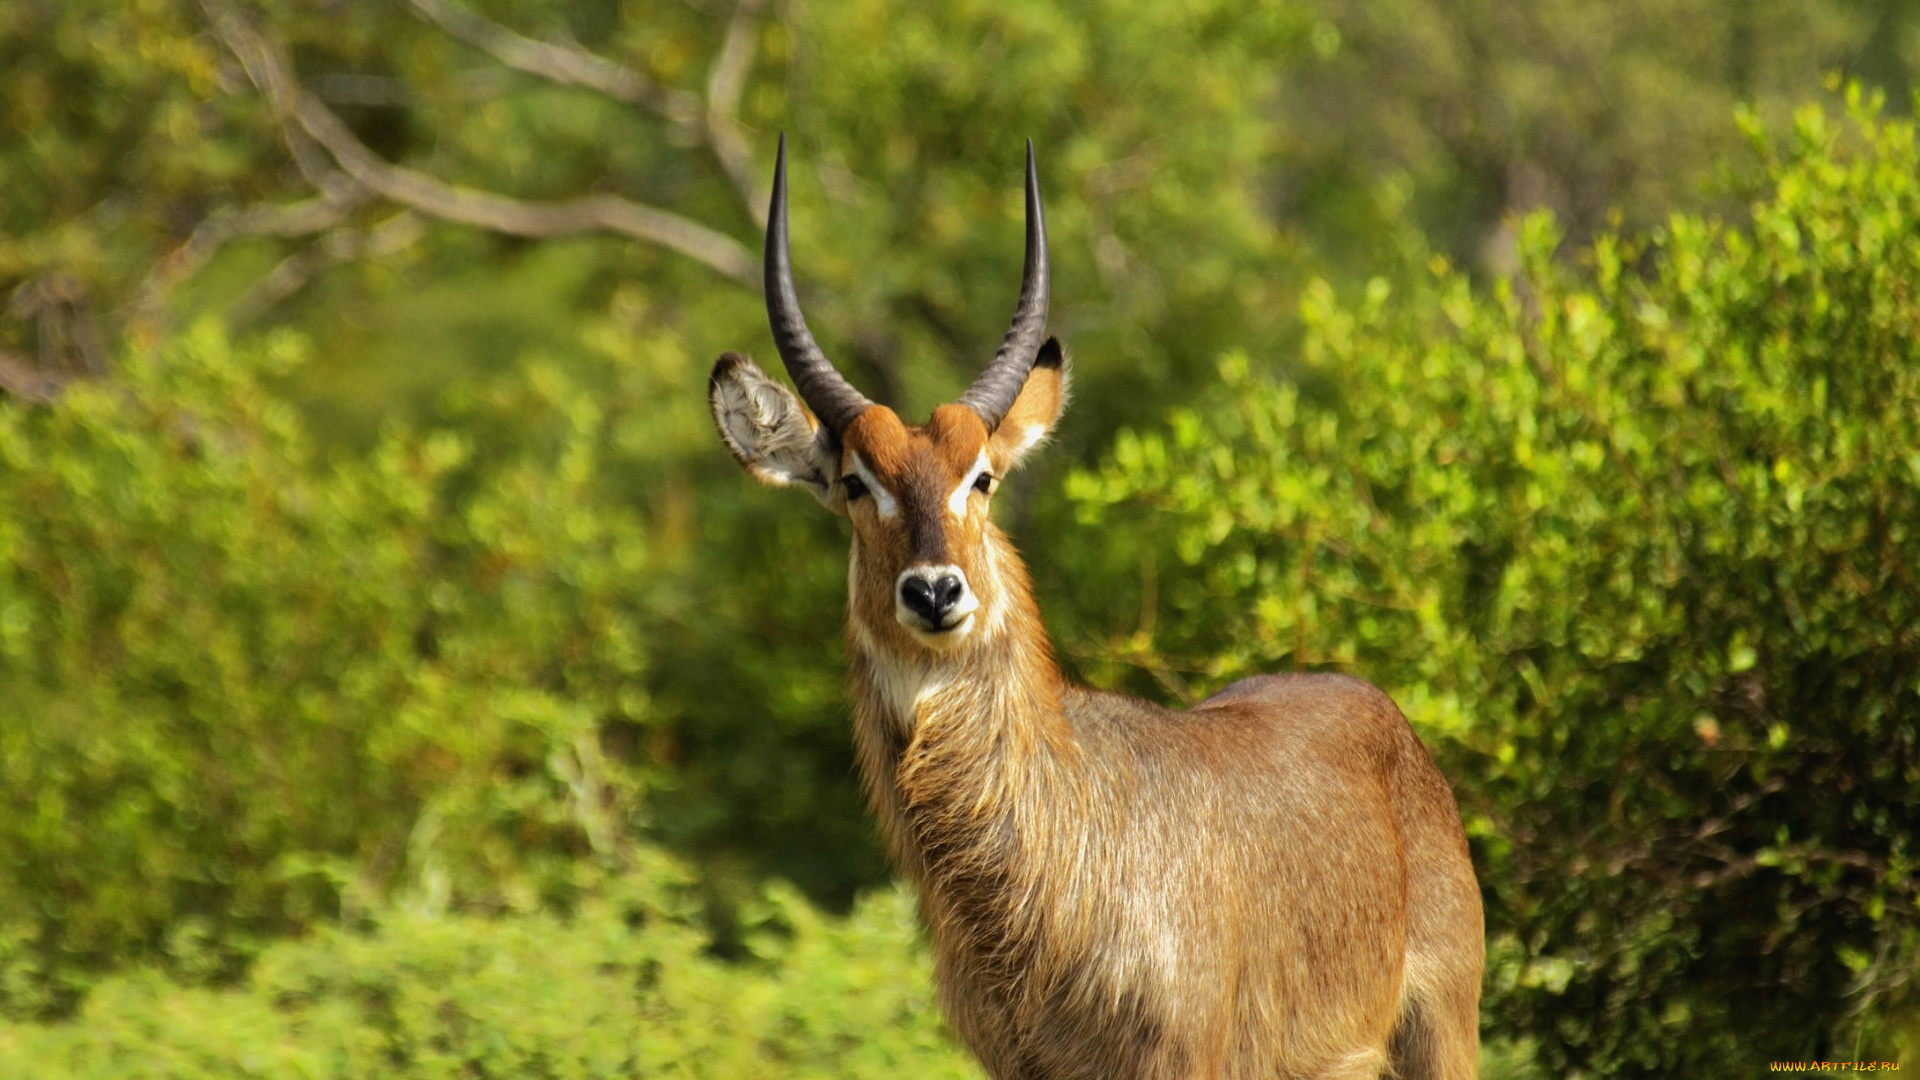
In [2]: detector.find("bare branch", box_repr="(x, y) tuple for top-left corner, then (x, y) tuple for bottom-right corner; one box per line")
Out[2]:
(403, 0), (765, 222)
(309, 72), (415, 108)
(705, 0), (762, 119)
(405, 0), (702, 127)
(0, 349), (71, 403)
(310, 69), (515, 107)
(11, 276), (108, 376)
(130, 192), (370, 331)
(705, 0), (767, 219)
(227, 212), (428, 327)
(208, 2), (758, 287)
(209, 18), (359, 204)
(289, 99), (760, 283)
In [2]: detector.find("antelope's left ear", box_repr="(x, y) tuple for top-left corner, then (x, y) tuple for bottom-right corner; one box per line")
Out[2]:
(987, 337), (1069, 474)
(709, 352), (843, 509)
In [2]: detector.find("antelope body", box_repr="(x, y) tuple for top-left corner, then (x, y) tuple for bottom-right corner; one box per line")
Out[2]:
(708, 138), (1483, 1080)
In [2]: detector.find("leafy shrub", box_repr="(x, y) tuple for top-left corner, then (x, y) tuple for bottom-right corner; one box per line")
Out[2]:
(0, 861), (980, 1079)
(0, 323), (658, 1011)
(1064, 95), (1920, 1073)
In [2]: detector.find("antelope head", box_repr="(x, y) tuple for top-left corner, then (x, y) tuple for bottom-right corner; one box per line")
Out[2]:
(709, 137), (1067, 658)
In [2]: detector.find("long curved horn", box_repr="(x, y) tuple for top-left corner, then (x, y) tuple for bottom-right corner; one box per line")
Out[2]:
(955, 140), (1049, 432)
(765, 134), (873, 434)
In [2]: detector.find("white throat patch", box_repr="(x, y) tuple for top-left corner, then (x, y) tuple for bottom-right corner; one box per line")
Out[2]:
(850, 620), (947, 732)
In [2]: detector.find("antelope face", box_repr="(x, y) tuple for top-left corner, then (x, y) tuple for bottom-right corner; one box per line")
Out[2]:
(712, 355), (1065, 654)
(708, 136), (1065, 656)
(839, 362), (1067, 651)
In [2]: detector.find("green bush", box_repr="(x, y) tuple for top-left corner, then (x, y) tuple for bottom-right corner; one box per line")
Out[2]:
(1063, 95), (1920, 1073)
(0, 323), (659, 1011)
(0, 861), (979, 1079)
(3, 19), (1916, 1065)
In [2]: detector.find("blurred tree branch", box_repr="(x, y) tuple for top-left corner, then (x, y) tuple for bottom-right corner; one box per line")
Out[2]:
(403, 0), (768, 221)
(0, 348), (70, 403)
(10, 275), (107, 379)
(226, 211), (428, 329)
(205, 1), (758, 289)
(12, 0), (776, 400)
(702, 0), (769, 221)
(404, 0), (702, 123)
(132, 191), (372, 333)
(110, 0), (770, 370)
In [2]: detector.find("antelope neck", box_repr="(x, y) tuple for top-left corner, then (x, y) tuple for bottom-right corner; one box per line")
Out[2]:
(850, 619), (1064, 736)
(844, 532), (1086, 1014)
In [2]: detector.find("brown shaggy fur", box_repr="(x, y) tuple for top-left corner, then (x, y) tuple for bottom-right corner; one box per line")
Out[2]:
(710, 345), (1483, 1079)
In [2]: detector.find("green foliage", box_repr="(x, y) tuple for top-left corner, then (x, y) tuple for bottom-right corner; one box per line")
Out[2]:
(2, 0), (1910, 923)
(0, 862), (981, 1079)
(1280, 0), (1904, 269)
(4, 0), (1919, 1073)
(1064, 97), (1920, 1073)
(0, 0), (239, 314)
(0, 322), (662, 1010)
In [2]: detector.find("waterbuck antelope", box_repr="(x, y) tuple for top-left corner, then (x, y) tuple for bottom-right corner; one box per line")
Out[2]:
(707, 138), (1484, 1080)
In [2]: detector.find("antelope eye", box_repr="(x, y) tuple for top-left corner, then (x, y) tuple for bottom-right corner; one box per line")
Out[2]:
(973, 472), (997, 495)
(842, 475), (869, 500)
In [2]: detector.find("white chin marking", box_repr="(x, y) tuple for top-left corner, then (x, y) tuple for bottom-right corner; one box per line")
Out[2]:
(904, 610), (976, 651)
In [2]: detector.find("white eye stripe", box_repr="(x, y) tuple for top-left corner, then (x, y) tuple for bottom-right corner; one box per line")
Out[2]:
(847, 452), (898, 517)
(947, 450), (992, 518)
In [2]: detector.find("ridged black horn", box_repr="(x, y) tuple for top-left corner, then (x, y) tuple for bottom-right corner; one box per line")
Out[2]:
(955, 139), (1049, 432)
(766, 134), (873, 434)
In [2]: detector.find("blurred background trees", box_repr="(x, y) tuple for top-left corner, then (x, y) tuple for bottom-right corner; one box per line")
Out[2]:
(1, 0), (1916, 1075)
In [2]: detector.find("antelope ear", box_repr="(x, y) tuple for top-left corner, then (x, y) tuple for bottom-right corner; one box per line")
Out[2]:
(986, 337), (1069, 474)
(709, 352), (844, 510)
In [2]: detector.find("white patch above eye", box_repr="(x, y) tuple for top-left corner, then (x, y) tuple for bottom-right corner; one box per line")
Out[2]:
(948, 450), (992, 518)
(847, 451), (899, 518)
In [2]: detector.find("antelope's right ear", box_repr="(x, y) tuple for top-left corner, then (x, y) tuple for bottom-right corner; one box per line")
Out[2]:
(709, 352), (843, 510)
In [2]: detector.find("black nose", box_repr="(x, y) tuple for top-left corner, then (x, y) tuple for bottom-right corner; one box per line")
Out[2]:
(900, 574), (964, 626)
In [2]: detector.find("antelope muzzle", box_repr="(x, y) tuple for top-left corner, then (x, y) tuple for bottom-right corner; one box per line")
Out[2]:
(896, 565), (978, 637)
